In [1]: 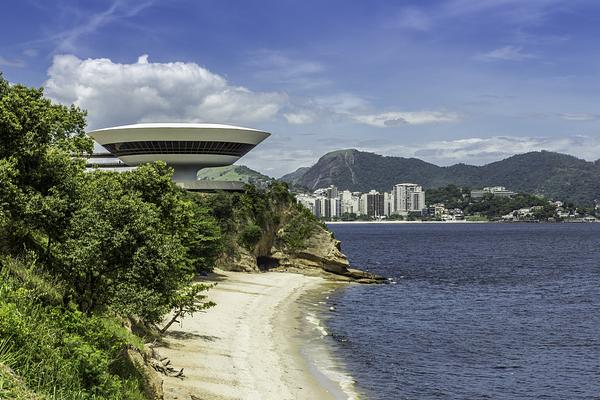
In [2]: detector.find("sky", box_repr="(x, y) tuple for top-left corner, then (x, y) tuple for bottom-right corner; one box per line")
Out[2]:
(1, 0), (600, 176)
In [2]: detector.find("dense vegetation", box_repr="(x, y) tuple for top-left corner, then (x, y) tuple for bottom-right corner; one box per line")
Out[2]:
(202, 181), (324, 259)
(281, 149), (600, 205)
(0, 73), (220, 399)
(0, 72), (327, 398)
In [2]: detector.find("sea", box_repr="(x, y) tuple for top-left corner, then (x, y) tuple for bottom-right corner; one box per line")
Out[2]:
(307, 223), (600, 400)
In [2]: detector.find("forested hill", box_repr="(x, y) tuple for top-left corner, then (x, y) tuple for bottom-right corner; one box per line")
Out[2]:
(280, 149), (600, 205)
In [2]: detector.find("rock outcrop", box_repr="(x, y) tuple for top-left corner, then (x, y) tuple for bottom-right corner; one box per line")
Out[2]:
(216, 214), (384, 283)
(272, 226), (384, 283)
(211, 182), (384, 283)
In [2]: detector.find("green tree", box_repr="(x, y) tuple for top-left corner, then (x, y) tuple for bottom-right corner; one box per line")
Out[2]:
(0, 73), (92, 254)
(55, 169), (193, 323)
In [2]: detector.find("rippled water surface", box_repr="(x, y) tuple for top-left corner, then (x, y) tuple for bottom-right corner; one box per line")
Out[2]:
(324, 223), (600, 400)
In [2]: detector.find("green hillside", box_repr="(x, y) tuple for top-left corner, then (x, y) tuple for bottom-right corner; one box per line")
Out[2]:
(197, 165), (273, 187)
(281, 149), (600, 205)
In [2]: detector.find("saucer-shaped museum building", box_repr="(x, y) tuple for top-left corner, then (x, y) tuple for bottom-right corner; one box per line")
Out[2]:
(88, 123), (270, 182)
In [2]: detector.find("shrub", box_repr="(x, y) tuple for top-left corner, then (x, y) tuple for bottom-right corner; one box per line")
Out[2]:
(280, 205), (320, 251)
(0, 259), (146, 399)
(240, 224), (263, 249)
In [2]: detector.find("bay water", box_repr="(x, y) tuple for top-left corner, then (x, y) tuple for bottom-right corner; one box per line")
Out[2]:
(320, 223), (600, 399)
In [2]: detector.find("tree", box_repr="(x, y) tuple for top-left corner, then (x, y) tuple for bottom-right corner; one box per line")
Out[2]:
(54, 169), (190, 322)
(118, 162), (222, 273)
(0, 73), (92, 253)
(159, 283), (216, 333)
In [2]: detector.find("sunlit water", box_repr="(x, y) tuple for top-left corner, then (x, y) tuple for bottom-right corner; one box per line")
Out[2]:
(320, 223), (600, 399)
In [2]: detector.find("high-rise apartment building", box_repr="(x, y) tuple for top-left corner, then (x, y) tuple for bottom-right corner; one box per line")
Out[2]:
(340, 190), (360, 215)
(365, 190), (386, 217)
(393, 183), (425, 215)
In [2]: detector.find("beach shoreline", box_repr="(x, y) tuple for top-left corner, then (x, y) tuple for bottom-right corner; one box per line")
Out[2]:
(156, 269), (355, 400)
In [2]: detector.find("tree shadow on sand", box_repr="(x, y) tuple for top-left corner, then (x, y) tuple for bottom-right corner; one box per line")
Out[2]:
(165, 331), (220, 341)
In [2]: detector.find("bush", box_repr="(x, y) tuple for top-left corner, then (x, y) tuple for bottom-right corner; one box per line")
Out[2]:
(280, 205), (319, 251)
(240, 224), (263, 249)
(0, 259), (146, 399)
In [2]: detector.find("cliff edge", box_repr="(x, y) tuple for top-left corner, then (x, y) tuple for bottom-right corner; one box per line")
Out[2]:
(206, 183), (384, 283)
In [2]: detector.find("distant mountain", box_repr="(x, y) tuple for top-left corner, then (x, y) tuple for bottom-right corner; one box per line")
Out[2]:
(280, 149), (600, 205)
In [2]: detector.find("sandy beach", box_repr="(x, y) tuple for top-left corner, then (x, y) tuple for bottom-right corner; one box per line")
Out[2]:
(157, 269), (349, 400)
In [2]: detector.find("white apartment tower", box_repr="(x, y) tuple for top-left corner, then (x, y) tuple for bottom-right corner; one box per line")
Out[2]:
(393, 183), (426, 214)
(340, 190), (360, 215)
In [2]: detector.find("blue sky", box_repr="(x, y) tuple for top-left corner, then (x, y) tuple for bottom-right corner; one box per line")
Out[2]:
(1, 0), (600, 176)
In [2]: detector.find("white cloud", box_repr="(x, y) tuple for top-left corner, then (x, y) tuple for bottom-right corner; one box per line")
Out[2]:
(441, 0), (564, 24)
(242, 147), (322, 176)
(558, 113), (599, 122)
(476, 45), (537, 62)
(45, 54), (287, 129)
(353, 111), (460, 127)
(311, 93), (368, 114)
(362, 135), (600, 165)
(283, 112), (316, 125)
(282, 93), (460, 128)
(280, 93), (370, 125)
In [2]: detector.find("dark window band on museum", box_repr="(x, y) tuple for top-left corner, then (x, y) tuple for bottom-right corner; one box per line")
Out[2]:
(102, 141), (256, 157)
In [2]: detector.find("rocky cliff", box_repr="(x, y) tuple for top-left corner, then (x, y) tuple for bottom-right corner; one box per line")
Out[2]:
(210, 183), (383, 283)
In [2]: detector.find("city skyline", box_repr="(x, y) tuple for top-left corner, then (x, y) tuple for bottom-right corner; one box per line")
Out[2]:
(297, 183), (426, 219)
(2, 1), (600, 176)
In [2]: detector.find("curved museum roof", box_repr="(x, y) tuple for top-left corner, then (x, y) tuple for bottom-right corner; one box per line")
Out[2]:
(87, 123), (270, 171)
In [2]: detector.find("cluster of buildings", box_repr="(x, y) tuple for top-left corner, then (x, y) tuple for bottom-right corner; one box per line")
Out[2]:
(470, 186), (516, 199)
(296, 184), (426, 219)
(501, 201), (598, 222)
(424, 204), (465, 221)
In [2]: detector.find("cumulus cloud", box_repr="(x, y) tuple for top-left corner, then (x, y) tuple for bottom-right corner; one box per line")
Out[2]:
(44, 54), (287, 129)
(353, 111), (460, 127)
(476, 45), (536, 62)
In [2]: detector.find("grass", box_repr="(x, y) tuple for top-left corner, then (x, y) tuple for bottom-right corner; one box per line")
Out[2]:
(0, 257), (148, 400)
(0, 362), (43, 400)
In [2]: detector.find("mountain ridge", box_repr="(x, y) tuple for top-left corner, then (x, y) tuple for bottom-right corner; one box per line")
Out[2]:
(280, 149), (600, 205)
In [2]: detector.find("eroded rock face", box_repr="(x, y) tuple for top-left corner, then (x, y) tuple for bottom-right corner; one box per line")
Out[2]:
(216, 220), (384, 283)
(273, 227), (384, 283)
